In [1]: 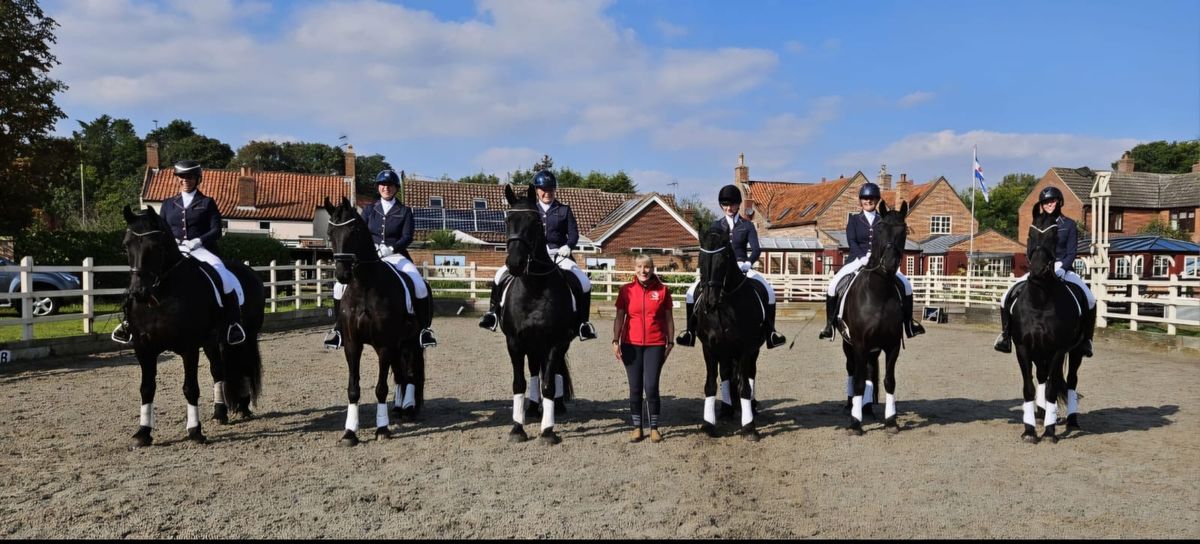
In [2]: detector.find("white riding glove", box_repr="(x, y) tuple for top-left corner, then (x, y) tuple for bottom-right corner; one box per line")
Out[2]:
(377, 244), (395, 258)
(1054, 262), (1066, 278)
(181, 239), (201, 251)
(738, 261), (752, 272)
(556, 245), (572, 258)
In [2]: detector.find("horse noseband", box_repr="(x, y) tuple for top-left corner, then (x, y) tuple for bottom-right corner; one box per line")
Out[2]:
(333, 252), (357, 264)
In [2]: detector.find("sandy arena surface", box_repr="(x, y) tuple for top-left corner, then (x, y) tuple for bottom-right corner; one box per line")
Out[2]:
(1, 317), (1196, 538)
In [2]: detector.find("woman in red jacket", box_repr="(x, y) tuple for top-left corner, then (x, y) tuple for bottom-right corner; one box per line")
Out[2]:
(612, 254), (675, 443)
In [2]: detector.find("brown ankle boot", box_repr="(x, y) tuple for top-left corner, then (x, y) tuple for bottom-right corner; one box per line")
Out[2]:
(629, 428), (644, 443)
(649, 429), (663, 443)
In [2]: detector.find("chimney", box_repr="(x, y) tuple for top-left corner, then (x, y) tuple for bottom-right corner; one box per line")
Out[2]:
(896, 173), (912, 205)
(237, 167), (256, 208)
(1117, 151), (1135, 173)
(821, 177), (826, 183)
(734, 153), (749, 185)
(877, 164), (893, 190)
(682, 207), (696, 229)
(344, 144), (356, 179)
(146, 142), (160, 170)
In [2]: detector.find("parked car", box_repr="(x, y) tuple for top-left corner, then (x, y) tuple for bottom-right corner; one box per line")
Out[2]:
(0, 257), (82, 317)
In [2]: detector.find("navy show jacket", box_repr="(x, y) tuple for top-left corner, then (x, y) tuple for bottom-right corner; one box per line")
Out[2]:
(162, 191), (222, 252)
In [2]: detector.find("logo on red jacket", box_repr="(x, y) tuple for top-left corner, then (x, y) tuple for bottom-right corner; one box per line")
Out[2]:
(650, 291), (660, 301)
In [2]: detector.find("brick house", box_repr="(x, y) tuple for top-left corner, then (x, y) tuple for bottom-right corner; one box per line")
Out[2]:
(1073, 235), (1200, 280)
(139, 142), (355, 248)
(1019, 153), (1200, 245)
(733, 155), (978, 274)
(917, 229), (1028, 277)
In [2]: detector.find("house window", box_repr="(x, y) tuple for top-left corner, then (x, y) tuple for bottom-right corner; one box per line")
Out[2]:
(429, 197), (444, 208)
(1073, 258), (1087, 277)
(259, 221), (270, 230)
(1184, 256), (1199, 278)
(1113, 256), (1130, 279)
(1132, 255), (1144, 278)
(930, 215), (951, 235)
(1109, 209), (1124, 232)
(585, 257), (617, 270)
(928, 256), (944, 275)
(1170, 208), (1195, 232)
(823, 256), (833, 274)
(473, 199), (487, 210)
(1152, 255), (1172, 277)
(981, 257), (1011, 277)
(906, 255), (915, 276)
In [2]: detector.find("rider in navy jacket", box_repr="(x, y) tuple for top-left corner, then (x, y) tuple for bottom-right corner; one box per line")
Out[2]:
(161, 190), (223, 253)
(1028, 215), (1077, 268)
(360, 198), (415, 258)
(711, 213), (761, 263)
(541, 200), (579, 250)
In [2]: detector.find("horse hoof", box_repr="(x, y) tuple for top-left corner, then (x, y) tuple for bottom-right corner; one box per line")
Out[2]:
(129, 426), (153, 448)
(750, 399), (760, 417)
(211, 403), (229, 424)
(508, 424), (528, 443)
(375, 426), (393, 440)
(884, 416), (900, 433)
(540, 430), (562, 445)
(846, 420), (864, 436)
(718, 403), (735, 421)
(186, 427), (207, 444)
(700, 423), (718, 438)
(737, 424), (760, 442)
(1042, 427), (1058, 444)
(1066, 414), (1080, 430)
(402, 406), (418, 420)
(338, 430), (359, 447)
(1022, 431), (1040, 444)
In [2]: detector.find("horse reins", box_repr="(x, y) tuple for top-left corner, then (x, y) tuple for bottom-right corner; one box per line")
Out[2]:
(505, 208), (559, 277)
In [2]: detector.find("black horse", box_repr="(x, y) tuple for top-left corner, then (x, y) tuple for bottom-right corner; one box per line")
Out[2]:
(838, 200), (909, 436)
(499, 183), (576, 445)
(1008, 210), (1089, 444)
(693, 229), (766, 441)
(323, 197), (428, 447)
(121, 205), (264, 447)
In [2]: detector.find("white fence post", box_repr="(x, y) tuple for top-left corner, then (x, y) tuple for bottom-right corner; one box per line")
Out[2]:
(82, 257), (94, 334)
(315, 259), (324, 309)
(20, 256), (34, 341)
(294, 260), (303, 310)
(269, 260), (278, 313)
(1167, 274), (1178, 336)
(470, 263), (478, 300)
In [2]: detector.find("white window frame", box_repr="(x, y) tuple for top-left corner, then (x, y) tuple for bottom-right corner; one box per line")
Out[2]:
(1073, 258), (1087, 277)
(1113, 256), (1130, 279)
(1184, 256), (1199, 278)
(928, 256), (944, 275)
(1152, 255), (1172, 278)
(906, 255), (915, 276)
(1132, 255), (1144, 278)
(473, 198), (487, 210)
(930, 215), (952, 235)
(429, 197), (444, 208)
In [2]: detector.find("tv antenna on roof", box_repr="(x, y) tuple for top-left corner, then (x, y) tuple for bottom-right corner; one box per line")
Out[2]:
(667, 180), (679, 195)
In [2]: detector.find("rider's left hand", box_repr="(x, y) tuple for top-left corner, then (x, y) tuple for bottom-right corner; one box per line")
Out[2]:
(184, 239), (202, 251)
(556, 245), (572, 258)
(738, 261), (752, 272)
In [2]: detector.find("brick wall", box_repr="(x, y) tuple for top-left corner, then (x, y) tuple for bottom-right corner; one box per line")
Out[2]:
(1018, 171), (1086, 244)
(1114, 208), (1167, 236)
(902, 180), (978, 240)
(601, 202), (697, 253)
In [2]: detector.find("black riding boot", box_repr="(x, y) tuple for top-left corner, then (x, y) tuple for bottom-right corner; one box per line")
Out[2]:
(903, 294), (925, 338)
(323, 299), (342, 350)
(478, 280), (504, 331)
(1081, 305), (1096, 357)
(223, 292), (246, 345)
(765, 303), (786, 349)
(994, 302), (1012, 353)
(416, 295), (437, 348)
(676, 303), (696, 346)
(576, 290), (597, 341)
(111, 299), (133, 344)
(818, 295), (837, 340)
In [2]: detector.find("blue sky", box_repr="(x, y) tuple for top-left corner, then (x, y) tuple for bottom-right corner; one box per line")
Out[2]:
(46, 0), (1200, 201)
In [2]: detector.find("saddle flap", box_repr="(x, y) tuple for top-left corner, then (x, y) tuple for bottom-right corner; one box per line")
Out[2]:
(192, 261), (226, 308)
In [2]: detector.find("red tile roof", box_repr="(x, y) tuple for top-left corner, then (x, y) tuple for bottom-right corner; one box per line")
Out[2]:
(142, 168), (350, 221)
(746, 177), (852, 227)
(883, 180), (937, 209)
(401, 180), (638, 233)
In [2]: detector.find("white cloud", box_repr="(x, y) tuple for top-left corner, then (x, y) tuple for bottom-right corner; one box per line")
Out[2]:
(784, 40), (807, 54)
(655, 19), (688, 39)
(835, 130), (1139, 186)
(246, 133), (301, 144)
(898, 91), (935, 108)
(473, 147), (544, 177)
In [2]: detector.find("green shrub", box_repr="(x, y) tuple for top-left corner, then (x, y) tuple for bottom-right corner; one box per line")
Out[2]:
(219, 233), (293, 266)
(15, 228), (126, 265)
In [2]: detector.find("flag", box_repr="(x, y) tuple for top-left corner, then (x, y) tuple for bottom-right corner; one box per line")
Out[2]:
(973, 146), (990, 203)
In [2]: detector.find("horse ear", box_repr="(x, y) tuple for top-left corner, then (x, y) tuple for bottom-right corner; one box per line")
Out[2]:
(878, 200), (890, 214)
(525, 184), (537, 206)
(144, 205), (157, 217)
(122, 205), (135, 224)
(899, 200), (909, 217)
(322, 197), (333, 214)
(504, 184), (518, 206)
(340, 196), (351, 211)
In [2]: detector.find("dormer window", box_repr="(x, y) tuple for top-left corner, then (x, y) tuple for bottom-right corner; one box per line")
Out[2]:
(429, 197), (443, 208)
(473, 199), (487, 210)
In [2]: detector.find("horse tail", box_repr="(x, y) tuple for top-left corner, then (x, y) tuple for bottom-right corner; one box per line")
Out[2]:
(1052, 353), (1069, 406)
(559, 353), (575, 401)
(227, 263), (265, 405)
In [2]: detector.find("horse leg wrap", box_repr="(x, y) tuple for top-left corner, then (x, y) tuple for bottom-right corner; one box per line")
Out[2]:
(555, 374), (564, 399)
(720, 381), (731, 406)
(1067, 390), (1078, 415)
(140, 403), (155, 429)
(513, 394), (526, 424)
(845, 376), (853, 397)
(345, 404), (359, 432)
(1044, 401), (1059, 428)
(213, 382), (226, 405)
(851, 396), (863, 422)
(527, 376), (541, 403)
(740, 399), (753, 426)
(1022, 401), (1036, 426)
(864, 380), (875, 406)
(540, 398), (555, 431)
(749, 378), (756, 400)
(703, 396), (717, 425)
(376, 403), (389, 428)
(393, 385), (403, 409)
(186, 405), (200, 429)
(1036, 383), (1047, 410)
(402, 384), (416, 409)
(885, 394), (897, 420)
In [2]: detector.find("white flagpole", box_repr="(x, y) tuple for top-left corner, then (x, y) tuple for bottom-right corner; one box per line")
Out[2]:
(969, 146), (977, 280)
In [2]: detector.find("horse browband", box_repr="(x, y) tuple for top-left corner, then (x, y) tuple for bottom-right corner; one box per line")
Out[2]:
(1029, 223), (1057, 234)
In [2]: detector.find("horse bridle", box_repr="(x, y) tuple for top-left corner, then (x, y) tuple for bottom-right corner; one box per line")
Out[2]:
(328, 216), (381, 266)
(126, 226), (185, 299)
(698, 243), (746, 299)
(860, 219), (904, 274)
(505, 209), (558, 276)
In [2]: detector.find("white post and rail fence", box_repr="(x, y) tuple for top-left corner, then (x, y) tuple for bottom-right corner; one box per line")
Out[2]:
(2, 257), (1197, 343)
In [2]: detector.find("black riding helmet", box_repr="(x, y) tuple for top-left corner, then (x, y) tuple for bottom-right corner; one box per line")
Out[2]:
(375, 169), (400, 186)
(1038, 186), (1064, 206)
(718, 184), (742, 206)
(174, 160), (202, 181)
(533, 170), (557, 190)
(858, 182), (882, 201)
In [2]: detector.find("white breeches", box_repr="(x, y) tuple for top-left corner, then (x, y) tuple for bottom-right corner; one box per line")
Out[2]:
(685, 263), (775, 304)
(331, 255), (428, 301)
(187, 246), (244, 305)
(1000, 269), (1096, 308)
(494, 246), (591, 292)
(825, 256), (912, 297)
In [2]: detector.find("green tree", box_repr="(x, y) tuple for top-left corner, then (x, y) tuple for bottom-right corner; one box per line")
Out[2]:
(458, 171), (501, 184)
(959, 173), (1039, 239)
(146, 120), (234, 169)
(43, 115), (146, 231)
(426, 229), (462, 249)
(230, 140), (344, 174)
(1138, 218), (1189, 241)
(677, 194), (719, 232)
(355, 153), (393, 195)
(1113, 140), (1200, 174)
(0, 0), (68, 233)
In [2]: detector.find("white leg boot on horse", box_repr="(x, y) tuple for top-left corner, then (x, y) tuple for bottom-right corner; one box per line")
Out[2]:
(211, 381), (228, 424)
